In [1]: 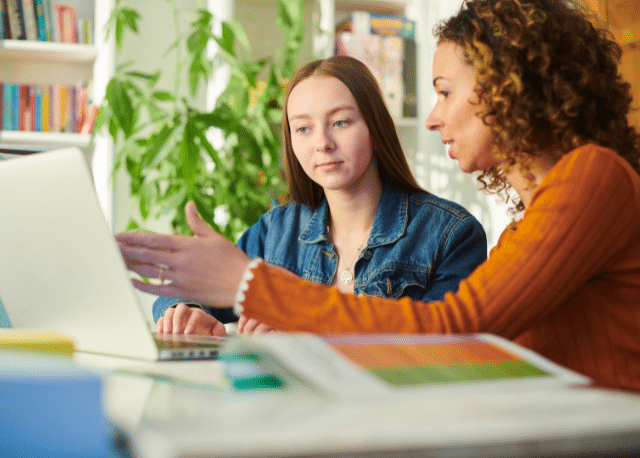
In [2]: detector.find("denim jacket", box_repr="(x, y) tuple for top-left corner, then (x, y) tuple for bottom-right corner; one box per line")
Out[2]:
(152, 180), (487, 323)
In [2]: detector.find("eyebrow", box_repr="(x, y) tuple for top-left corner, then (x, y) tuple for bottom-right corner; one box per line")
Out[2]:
(288, 105), (358, 122)
(432, 76), (450, 87)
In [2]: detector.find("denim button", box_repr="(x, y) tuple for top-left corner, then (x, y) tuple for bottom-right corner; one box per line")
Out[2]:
(363, 250), (372, 260)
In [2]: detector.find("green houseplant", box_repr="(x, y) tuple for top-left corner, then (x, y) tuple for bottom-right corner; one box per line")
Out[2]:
(97, 0), (305, 241)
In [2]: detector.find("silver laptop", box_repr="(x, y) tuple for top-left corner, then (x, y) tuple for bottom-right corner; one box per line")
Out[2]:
(0, 147), (222, 360)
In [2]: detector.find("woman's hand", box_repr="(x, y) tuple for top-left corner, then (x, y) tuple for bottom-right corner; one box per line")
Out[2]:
(237, 315), (276, 335)
(157, 303), (227, 336)
(116, 201), (250, 308)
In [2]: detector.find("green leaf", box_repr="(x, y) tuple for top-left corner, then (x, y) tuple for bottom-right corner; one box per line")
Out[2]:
(222, 19), (251, 53)
(105, 78), (135, 138)
(152, 91), (174, 101)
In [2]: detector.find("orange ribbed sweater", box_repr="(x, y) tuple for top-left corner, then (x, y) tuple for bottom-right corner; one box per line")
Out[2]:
(241, 144), (640, 390)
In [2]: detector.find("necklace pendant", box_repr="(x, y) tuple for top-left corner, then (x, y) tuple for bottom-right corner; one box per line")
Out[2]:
(340, 268), (353, 284)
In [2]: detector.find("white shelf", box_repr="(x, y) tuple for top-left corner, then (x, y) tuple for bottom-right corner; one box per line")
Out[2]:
(334, 0), (409, 15)
(0, 40), (97, 62)
(0, 131), (91, 150)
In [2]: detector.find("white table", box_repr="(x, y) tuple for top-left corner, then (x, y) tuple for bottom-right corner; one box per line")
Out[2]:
(74, 352), (640, 458)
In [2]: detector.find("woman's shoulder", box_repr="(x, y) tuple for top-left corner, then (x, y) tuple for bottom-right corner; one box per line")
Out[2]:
(405, 188), (478, 220)
(254, 201), (316, 228)
(551, 144), (640, 190)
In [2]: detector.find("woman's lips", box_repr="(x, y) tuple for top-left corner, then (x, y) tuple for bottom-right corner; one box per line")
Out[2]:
(317, 161), (342, 171)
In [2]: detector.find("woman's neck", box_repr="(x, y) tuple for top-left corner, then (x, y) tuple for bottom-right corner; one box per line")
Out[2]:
(325, 177), (382, 242)
(503, 154), (557, 208)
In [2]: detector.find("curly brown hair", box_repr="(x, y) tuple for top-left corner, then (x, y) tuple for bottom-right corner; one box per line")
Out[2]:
(435, 0), (640, 208)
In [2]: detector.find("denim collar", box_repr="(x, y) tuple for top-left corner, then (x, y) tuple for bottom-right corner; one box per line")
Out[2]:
(299, 180), (409, 248)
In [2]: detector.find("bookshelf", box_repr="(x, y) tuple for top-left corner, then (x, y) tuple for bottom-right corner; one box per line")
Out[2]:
(0, 0), (115, 226)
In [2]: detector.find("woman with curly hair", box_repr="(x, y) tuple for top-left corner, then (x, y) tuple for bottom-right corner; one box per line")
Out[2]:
(117, 0), (640, 390)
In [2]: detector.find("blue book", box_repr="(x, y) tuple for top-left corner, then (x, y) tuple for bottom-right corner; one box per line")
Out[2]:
(12, 82), (18, 130)
(34, 84), (42, 131)
(34, 0), (45, 40)
(0, 0), (6, 39)
(2, 83), (10, 130)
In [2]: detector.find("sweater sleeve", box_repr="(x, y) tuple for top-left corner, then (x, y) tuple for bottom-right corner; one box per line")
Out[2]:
(239, 145), (638, 336)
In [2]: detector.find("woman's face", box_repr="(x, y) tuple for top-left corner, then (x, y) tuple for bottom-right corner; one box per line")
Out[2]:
(287, 75), (378, 193)
(425, 41), (497, 173)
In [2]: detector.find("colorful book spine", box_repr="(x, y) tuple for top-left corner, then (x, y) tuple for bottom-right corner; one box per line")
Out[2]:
(402, 38), (417, 118)
(78, 16), (91, 44)
(20, 0), (37, 40)
(0, 0), (7, 39)
(33, 0), (45, 40)
(19, 83), (35, 131)
(58, 84), (68, 132)
(34, 84), (41, 131)
(336, 12), (416, 40)
(5, 0), (25, 39)
(53, 4), (76, 43)
(50, 83), (59, 132)
(0, 82), (90, 132)
(41, 83), (49, 131)
(18, 83), (26, 129)
(12, 83), (18, 130)
(42, 0), (53, 41)
(2, 83), (11, 130)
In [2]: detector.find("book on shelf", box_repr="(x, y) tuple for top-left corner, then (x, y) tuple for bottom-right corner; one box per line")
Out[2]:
(42, 0), (53, 41)
(0, 80), (91, 134)
(336, 11), (416, 40)
(0, 0), (7, 39)
(219, 333), (591, 399)
(402, 38), (417, 118)
(0, 1), (88, 43)
(20, 0), (37, 41)
(335, 31), (417, 119)
(5, 0), (26, 40)
(335, 11), (418, 119)
(33, 0), (46, 41)
(53, 4), (76, 43)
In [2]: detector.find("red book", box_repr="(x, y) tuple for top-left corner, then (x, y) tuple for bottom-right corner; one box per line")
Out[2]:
(19, 84), (36, 132)
(53, 4), (77, 43)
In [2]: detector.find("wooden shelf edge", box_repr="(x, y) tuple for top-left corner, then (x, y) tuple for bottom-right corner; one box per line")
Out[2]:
(0, 40), (97, 62)
(0, 131), (91, 150)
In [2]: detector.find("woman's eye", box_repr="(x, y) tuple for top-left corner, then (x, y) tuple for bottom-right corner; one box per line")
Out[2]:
(296, 126), (309, 134)
(438, 90), (449, 98)
(334, 120), (348, 127)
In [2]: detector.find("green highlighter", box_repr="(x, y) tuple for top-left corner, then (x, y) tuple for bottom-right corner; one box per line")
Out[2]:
(219, 352), (285, 390)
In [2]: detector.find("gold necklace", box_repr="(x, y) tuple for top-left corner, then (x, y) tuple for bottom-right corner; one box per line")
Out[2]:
(331, 230), (369, 284)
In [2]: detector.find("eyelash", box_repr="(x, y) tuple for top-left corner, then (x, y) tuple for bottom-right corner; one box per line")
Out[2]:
(295, 119), (349, 133)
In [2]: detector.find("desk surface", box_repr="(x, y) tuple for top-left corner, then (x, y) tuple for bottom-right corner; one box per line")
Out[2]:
(73, 352), (640, 458)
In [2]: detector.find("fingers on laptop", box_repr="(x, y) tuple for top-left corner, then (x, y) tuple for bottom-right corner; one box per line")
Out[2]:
(157, 303), (226, 336)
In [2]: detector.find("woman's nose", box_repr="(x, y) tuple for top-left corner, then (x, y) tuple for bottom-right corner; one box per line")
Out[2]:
(315, 130), (335, 151)
(425, 107), (442, 131)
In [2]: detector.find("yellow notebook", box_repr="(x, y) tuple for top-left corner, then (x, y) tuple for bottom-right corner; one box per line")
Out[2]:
(0, 330), (75, 355)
